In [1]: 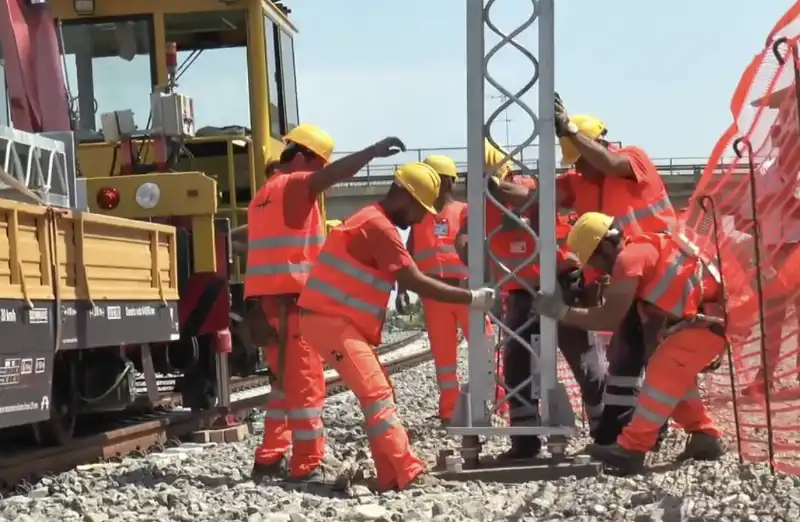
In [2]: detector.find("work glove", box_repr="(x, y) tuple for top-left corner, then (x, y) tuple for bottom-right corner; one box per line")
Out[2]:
(554, 92), (577, 138)
(394, 291), (411, 315)
(371, 137), (407, 158)
(469, 287), (496, 311)
(531, 287), (569, 320)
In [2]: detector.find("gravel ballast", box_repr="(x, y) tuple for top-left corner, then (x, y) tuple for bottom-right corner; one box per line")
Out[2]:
(3, 335), (800, 522)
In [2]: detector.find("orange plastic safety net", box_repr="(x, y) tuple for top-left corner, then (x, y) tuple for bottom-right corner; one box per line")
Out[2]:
(675, 3), (800, 473)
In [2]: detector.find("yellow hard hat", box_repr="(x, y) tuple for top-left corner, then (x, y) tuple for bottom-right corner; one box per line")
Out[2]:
(559, 114), (606, 167)
(423, 155), (458, 178)
(567, 211), (614, 265)
(484, 139), (511, 180)
(283, 124), (335, 162)
(394, 162), (441, 214)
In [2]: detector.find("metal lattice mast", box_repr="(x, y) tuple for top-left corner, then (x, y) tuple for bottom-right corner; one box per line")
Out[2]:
(459, 0), (567, 436)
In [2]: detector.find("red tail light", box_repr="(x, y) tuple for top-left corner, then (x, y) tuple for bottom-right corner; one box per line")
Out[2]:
(96, 187), (120, 210)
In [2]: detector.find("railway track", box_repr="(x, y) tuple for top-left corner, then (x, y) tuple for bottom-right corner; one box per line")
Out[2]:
(0, 331), (431, 490)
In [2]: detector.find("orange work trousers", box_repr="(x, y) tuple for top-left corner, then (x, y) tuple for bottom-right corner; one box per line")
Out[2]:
(300, 312), (425, 491)
(421, 298), (500, 420)
(253, 298), (326, 477)
(618, 327), (724, 452)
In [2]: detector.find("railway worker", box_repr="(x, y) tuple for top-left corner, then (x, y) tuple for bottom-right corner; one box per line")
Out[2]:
(395, 154), (495, 425)
(454, 143), (605, 460)
(297, 161), (497, 491)
(247, 123), (411, 485)
(530, 211), (727, 475)
(503, 93), (677, 446)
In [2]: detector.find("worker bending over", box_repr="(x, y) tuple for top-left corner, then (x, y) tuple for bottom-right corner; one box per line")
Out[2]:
(532, 212), (727, 474)
(247, 123), (409, 484)
(455, 142), (605, 460)
(396, 155), (494, 424)
(500, 94), (677, 446)
(298, 162), (496, 491)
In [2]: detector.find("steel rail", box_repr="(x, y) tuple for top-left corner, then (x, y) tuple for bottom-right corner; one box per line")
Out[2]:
(0, 332), (429, 489)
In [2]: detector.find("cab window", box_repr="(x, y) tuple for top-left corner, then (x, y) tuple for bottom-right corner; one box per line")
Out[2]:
(164, 11), (250, 132)
(264, 17), (299, 138)
(61, 17), (156, 142)
(264, 16), (282, 139)
(278, 30), (299, 132)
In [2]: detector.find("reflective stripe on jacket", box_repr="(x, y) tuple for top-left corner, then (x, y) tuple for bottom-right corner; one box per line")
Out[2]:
(298, 203), (395, 345)
(244, 169), (324, 297)
(626, 232), (722, 319)
(411, 201), (468, 279)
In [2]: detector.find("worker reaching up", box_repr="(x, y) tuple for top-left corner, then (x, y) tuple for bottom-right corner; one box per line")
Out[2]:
(531, 212), (727, 475)
(298, 161), (497, 491)
(498, 94), (677, 447)
(247, 124), (411, 485)
(454, 142), (605, 461)
(396, 154), (494, 424)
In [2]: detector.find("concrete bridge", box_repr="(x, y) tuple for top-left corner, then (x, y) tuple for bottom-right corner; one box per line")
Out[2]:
(325, 147), (734, 220)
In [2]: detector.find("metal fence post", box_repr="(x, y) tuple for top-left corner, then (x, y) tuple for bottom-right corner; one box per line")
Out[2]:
(537, 0), (557, 425)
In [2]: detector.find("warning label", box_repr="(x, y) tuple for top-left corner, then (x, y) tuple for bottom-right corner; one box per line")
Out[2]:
(0, 359), (21, 386)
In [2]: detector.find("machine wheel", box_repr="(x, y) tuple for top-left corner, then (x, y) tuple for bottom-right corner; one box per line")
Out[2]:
(33, 357), (78, 446)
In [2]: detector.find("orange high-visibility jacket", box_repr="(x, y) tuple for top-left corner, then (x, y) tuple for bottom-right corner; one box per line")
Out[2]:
(486, 174), (541, 292)
(625, 232), (722, 319)
(298, 204), (395, 345)
(568, 148), (676, 235)
(590, 177), (674, 235)
(244, 169), (324, 297)
(411, 201), (468, 279)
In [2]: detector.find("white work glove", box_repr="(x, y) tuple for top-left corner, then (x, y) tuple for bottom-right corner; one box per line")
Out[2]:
(531, 287), (569, 320)
(469, 287), (496, 311)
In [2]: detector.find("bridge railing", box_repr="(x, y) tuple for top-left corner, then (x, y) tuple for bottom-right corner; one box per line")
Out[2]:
(330, 145), (745, 188)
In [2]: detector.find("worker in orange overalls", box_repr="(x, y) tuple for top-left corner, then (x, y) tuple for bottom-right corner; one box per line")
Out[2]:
(247, 123), (409, 485)
(396, 154), (494, 424)
(531, 212), (727, 475)
(455, 142), (605, 460)
(298, 162), (497, 491)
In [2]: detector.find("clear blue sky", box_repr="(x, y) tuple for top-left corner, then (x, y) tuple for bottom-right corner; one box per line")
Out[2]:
(291, 0), (791, 160)
(51, 0), (792, 164)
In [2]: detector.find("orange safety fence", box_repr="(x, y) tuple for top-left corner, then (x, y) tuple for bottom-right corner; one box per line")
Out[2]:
(680, 1), (800, 474)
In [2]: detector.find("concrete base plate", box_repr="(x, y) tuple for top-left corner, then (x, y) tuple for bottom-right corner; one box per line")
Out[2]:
(192, 423), (250, 443)
(432, 455), (601, 483)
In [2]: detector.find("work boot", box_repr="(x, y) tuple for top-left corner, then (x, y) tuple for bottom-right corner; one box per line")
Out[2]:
(391, 471), (439, 491)
(251, 455), (288, 483)
(287, 465), (335, 487)
(653, 423), (669, 453)
(589, 444), (646, 475)
(676, 432), (727, 462)
(497, 435), (542, 461)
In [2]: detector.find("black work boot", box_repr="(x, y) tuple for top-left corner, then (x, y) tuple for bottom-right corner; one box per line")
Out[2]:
(287, 465), (336, 487)
(652, 423), (669, 452)
(251, 455), (288, 483)
(589, 444), (646, 475)
(497, 435), (542, 461)
(676, 432), (727, 462)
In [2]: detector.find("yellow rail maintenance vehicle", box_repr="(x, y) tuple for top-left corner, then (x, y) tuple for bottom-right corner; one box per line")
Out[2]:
(47, 0), (331, 420)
